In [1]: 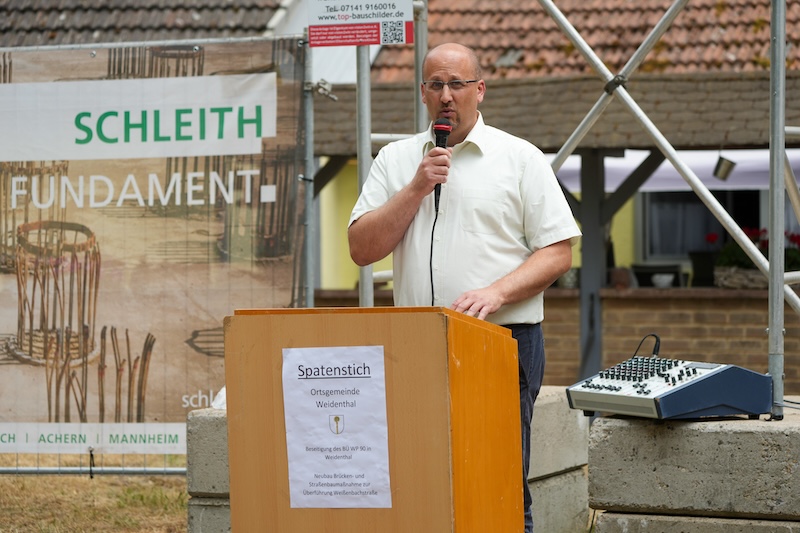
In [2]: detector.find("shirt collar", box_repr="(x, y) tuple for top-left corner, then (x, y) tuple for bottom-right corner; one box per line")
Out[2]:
(424, 112), (487, 155)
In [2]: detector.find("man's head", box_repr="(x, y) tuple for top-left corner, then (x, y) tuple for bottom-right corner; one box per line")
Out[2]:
(421, 43), (485, 146)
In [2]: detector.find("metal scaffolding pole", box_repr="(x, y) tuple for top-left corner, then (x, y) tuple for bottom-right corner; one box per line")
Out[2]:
(767, 0), (786, 420)
(413, 0), (428, 132)
(356, 45), (374, 307)
(303, 35), (316, 308)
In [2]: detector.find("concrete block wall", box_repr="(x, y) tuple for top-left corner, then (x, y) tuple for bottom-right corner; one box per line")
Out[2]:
(187, 409), (230, 533)
(589, 398), (800, 532)
(529, 387), (590, 531)
(186, 386), (590, 533)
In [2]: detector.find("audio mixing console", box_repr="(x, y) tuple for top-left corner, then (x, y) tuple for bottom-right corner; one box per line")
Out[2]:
(566, 355), (773, 419)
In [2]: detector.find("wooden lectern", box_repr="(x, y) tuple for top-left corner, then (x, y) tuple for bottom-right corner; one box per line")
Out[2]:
(224, 307), (522, 532)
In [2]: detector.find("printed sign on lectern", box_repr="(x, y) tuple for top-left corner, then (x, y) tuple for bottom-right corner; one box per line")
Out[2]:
(282, 345), (391, 508)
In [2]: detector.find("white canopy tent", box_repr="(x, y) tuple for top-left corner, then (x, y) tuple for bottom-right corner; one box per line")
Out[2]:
(553, 149), (800, 193)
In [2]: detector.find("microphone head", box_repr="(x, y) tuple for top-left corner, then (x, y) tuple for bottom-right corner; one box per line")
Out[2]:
(433, 118), (452, 134)
(433, 118), (452, 148)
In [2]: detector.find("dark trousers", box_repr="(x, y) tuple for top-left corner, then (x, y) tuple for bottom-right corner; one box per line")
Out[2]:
(505, 323), (545, 533)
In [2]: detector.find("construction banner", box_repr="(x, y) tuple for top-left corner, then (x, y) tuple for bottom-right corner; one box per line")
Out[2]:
(0, 37), (307, 454)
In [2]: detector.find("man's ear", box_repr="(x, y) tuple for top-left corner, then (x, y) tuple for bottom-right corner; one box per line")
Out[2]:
(476, 80), (486, 104)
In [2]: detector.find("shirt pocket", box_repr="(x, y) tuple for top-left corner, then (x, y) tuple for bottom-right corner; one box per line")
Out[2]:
(459, 187), (507, 235)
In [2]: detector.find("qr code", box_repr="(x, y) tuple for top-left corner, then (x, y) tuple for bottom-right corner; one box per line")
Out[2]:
(381, 21), (405, 45)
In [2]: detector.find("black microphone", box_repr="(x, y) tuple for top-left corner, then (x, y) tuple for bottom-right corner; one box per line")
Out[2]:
(432, 118), (452, 211)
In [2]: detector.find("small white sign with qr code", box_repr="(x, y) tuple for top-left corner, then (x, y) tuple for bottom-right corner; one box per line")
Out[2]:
(308, 0), (414, 48)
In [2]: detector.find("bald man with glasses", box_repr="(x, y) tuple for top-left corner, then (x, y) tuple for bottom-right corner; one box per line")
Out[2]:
(349, 43), (581, 533)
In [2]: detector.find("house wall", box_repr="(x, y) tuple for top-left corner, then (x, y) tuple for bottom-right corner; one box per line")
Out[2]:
(319, 159), (397, 289)
(319, 159), (363, 289)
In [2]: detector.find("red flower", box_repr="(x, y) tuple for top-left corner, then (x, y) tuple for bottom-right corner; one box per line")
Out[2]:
(705, 232), (719, 245)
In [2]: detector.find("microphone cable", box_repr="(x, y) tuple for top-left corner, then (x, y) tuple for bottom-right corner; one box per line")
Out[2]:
(430, 201), (440, 305)
(429, 119), (452, 306)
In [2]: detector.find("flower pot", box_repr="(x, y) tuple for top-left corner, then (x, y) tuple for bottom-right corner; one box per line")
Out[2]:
(713, 266), (768, 289)
(689, 251), (718, 287)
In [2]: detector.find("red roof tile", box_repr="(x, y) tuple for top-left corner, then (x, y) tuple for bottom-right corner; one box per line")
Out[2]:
(371, 0), (800, 82)
(0, 0), (280, 46)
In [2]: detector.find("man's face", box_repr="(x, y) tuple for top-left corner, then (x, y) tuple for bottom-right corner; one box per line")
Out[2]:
(420, 47), (485, 145)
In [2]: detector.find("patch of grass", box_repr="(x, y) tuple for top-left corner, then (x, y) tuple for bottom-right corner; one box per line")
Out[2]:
(0, 473), (187, 532)
(117, 478), (189, 512)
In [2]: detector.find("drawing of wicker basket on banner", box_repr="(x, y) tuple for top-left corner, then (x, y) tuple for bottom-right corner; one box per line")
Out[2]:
(0, 161), (70, 272)
(9, 220), (101, 368)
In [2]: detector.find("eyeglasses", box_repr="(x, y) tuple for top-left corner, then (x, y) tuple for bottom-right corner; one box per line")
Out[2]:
(422, 79), (479, 92)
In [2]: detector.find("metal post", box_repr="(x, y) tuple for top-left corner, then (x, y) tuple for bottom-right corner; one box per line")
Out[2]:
(413, 0), (428, 132)
(356, 45), (374, 307)
(578, 150), (606, 379)
(768, 0), (786, 420)
(303, 35), (316, 308)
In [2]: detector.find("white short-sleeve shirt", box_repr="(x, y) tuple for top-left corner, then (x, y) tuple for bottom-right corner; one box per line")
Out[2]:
(349, 113), (582, 325)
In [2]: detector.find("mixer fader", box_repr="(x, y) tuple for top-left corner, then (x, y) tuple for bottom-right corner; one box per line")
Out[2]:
(566, 355), (773, 419)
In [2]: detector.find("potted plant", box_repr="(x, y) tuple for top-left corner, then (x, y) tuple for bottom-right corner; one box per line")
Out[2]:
(714, 227), (800, 288)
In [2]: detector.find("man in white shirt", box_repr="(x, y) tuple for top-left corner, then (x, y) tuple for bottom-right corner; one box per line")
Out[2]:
(348, 42), (581, 533)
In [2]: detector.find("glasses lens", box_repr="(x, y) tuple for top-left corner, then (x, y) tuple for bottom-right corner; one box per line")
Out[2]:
(425, 80), (475, 91)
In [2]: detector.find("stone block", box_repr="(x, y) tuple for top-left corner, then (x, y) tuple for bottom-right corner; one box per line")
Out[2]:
(589, 404), (800, 519)
(595, 511), (800, 533)
(530, 467), (590, 533)
(530, 385), (590, 480)
(187, 408), (230, 497)
(188, 498), (231, 533)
